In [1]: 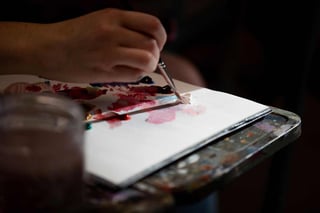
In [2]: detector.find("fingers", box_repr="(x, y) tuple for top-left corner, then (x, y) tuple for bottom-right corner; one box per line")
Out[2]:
(86, 47), (157, 83)
(117, 27), (158, 53)
(84, 66), (143, 83)
(96, 47), (158, 83)
(51, 9), (167, 83)
(111, 47), (159, 73)
(118, 10), (167, 50)
(106, 66), (144, 82)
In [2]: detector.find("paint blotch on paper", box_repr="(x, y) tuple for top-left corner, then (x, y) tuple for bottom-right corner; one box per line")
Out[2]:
(106, 114), (131, 129)
(146, 103), (206, 124)
(108, 94), (157, 112)
(146, 107), (177, 124)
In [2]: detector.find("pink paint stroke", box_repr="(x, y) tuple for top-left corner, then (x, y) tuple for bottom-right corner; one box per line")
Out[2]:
(106, 114), (131, 129)
(146, 104), (206, 124)
(146, 107), (177, 124)
(106, 119), (123, 129)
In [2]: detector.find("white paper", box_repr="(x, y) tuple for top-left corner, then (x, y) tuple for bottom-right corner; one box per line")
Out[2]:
(85, 78), (270, 187)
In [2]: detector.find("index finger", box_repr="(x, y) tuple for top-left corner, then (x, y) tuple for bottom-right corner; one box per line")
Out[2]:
(120, 11), (167, 50)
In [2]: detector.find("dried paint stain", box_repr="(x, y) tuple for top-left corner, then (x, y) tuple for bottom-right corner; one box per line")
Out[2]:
(108, 94), (156, 112)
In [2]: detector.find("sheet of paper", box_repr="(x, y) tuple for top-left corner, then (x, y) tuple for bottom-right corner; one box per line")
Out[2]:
(85, 76), (270, 187)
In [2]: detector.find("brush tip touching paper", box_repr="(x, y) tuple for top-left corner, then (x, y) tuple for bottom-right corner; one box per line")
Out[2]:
(157, 59), (186, 104)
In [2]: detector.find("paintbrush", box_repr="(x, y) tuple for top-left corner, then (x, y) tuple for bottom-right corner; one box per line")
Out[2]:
(157, 58), (184, 103)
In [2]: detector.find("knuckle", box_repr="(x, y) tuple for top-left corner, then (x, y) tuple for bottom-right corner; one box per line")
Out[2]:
(103, 8), (121, 17)
(148, 16), (162, 31)
(98, 24), (113, 35)
(145, 39), (158, 52)
(147, 17), (167, 47)
(140, 52), (157, 72)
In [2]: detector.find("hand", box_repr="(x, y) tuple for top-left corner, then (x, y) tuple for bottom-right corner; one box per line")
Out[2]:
(0, 8), (167, 83)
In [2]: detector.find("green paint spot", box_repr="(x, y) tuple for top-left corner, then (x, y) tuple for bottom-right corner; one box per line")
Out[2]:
(85, 123), (92, 130)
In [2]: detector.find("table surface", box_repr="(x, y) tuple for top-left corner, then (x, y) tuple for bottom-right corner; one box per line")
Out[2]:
(84, 107), (301, 212)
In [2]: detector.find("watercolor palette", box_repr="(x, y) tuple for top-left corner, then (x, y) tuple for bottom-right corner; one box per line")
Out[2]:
(0, 74), (179, 123)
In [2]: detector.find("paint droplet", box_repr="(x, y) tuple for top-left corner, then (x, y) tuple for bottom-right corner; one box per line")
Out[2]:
(106, 114), (131, 129)
(85, 123), (92, 130)
(177, 169), (188, 175)
(160, 85), (173, 94)
(119, 114), (131, 120)
(139, 76), (154, 84)
(187, 154), (199, 164)
(177, 161), (187, 168)
(158, 183), (174, 192)
(200, 174), (211, 182)
(221, 153), (239, 165)
(247, 132), (254, 137)
(240, 139), (247, 144)
(25, 84), (41, 92)
(201, 165), (214, 171)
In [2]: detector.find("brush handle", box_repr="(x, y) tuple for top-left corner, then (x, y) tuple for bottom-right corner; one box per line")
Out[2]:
(157, 58), (183, 101)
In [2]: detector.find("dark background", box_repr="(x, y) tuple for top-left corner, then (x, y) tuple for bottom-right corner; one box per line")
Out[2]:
(162, 0), (319, 212)
(1, 1), (319, 212)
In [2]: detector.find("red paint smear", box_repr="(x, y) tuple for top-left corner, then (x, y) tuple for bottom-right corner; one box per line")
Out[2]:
(25, 85), (41, 92)
(94, 109), (103, 114)
(63, 84), (69, 90)
(52, 83), (62, 92)
(91, 109), (106, 121)
(57, 87), (107, 100)
(146, 107), (176, 124)
(108, 94), (156, 112)
(106, 114), (131, 129)
(128, 86), (159, 95)
(52, 83), (71, 92)
(91, 111), (131, 128)
(107, 119), (122, 129)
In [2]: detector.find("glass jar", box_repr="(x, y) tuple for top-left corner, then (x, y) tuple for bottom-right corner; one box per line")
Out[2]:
(0, 93), (85, 212)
